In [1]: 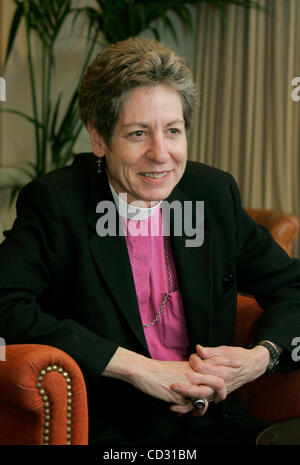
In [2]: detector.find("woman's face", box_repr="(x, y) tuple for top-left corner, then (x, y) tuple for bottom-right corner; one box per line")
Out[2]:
(90, 84), (187, 206)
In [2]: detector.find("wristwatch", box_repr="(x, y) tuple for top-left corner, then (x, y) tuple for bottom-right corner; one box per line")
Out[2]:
(255, 340), (280, 374)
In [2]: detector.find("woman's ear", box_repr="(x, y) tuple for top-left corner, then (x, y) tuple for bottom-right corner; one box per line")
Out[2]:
(87, 122), (106, 158)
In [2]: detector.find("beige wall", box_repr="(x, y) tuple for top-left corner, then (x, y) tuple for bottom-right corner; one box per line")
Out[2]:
(0, 1), (197, 239)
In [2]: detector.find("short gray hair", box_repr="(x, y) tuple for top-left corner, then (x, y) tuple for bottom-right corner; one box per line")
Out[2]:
(79, 37), (197, 145)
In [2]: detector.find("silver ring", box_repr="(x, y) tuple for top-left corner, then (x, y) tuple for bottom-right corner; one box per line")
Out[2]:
(192, 398), (206, 410)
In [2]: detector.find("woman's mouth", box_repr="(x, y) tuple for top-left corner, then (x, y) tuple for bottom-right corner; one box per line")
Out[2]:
(138, 171), (169, 180)
(138, 171), (171, 184)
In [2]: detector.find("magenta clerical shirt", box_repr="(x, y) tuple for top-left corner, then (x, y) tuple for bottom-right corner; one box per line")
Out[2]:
(110, 184), (190, 361)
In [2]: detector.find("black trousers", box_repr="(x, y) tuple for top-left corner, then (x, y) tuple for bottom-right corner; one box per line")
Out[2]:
(90, 400), (275, 446)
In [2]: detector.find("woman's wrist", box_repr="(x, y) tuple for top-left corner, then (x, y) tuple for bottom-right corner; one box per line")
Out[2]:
(248, 345), (271, 377)
(102, 346), (147, 382)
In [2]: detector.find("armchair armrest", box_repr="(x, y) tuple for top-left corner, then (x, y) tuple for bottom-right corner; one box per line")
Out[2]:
(234, 296), (300, 422)
(234, 295), (263, 348)
(245, 207), (299, 256)
(234, 370), (300, 422)
(0, 344), (88, 445)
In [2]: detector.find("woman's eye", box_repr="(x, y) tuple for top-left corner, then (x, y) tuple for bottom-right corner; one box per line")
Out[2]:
(168, 128), (180, 135)
(129, 130), (145, 137)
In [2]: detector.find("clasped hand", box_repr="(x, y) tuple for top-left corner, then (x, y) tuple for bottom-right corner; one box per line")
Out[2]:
(105, 344), (268, 417)
(130, 345), (244, 417)
(168, 344), (268, 416)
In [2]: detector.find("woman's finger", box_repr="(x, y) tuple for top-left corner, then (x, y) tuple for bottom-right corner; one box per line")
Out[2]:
(190, 354), (230, 378)
(196, 344), (242, 364)
(169, 399), (194, 414)
(170, 398), (209, 417)
(203, 356), (242, 368)
(192, 398), (209, 417)
(196, 344), (229, 359)
(170, 381), (226, 403)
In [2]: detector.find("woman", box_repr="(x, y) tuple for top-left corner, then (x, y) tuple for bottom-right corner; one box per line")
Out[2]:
(1, 37), (300, 446)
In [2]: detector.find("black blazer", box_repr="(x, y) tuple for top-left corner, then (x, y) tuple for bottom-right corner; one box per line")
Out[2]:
(1, 153), (300, 444)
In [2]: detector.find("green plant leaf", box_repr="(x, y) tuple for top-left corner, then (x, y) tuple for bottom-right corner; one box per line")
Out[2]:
(22, 0), (73, 53)
(0, 165), (31, 189)
(49, 92), (63, 140)
(0, 108), (44, 128)
(8, 184), (24, 207)
(4, 1), (24, 68)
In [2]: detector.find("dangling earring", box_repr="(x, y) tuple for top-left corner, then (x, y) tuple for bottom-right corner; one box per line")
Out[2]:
(97, 158), (102, 173)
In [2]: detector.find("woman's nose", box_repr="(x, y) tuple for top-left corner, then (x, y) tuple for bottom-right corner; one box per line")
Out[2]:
(146, 135), (169, 163)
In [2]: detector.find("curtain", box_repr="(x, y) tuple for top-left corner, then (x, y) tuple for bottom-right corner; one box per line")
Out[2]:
(189, 0), (300, 256)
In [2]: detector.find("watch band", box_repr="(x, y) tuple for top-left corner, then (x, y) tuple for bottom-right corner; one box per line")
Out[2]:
(255, 340), (280, 374)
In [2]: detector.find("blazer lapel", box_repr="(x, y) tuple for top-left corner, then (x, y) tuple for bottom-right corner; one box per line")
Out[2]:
(167, 187), (215, 348)
(86, 160), (149, 354)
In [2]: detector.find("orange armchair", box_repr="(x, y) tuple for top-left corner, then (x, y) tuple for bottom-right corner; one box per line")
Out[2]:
(245, 207), (299, 256)
(234, 296), (300, 422)
(0, 344), (88, 445)
(233, 208), (300, 421)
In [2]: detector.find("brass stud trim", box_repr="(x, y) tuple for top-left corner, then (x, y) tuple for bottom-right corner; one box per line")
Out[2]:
(36, 365), (72, 445)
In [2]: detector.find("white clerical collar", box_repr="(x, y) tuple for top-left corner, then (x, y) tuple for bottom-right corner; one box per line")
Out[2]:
(109, 182), (161, 220)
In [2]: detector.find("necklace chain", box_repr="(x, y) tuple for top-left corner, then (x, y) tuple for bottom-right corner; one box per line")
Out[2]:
(143, 236), (172, 328)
